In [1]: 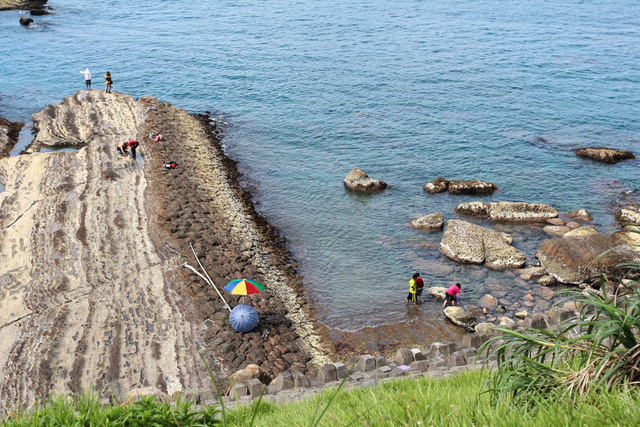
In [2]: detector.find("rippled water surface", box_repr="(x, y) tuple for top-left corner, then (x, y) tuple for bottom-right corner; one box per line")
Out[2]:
(1, 0), (640, 332)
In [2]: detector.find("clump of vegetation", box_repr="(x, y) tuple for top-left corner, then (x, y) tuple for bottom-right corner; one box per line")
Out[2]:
(3, 393), (221, 426)
(482, 280), (640, 404)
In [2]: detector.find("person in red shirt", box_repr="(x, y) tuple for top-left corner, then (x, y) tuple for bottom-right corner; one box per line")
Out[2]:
(413, 273), (424, 303)
(126, 139), (139, 158)
(443, 283), (462, 308)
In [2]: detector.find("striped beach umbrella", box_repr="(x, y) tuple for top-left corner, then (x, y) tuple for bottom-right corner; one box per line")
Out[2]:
(229, 304), (259, 333)
(224, 278), (264, 295)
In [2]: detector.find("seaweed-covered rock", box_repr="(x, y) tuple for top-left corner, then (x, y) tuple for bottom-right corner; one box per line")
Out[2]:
(575, 147), (635, 164)
(343, 168), (387, 193)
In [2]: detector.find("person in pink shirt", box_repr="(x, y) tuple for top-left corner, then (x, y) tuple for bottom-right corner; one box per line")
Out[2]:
(443, 283), (462, 308)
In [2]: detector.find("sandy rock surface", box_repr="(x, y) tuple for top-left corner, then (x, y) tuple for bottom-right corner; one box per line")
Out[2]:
(0, 91), (331, 410)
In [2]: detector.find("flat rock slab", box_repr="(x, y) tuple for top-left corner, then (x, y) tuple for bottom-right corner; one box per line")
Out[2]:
(455, 201), (558, 222)
(439, 219), (525, 269)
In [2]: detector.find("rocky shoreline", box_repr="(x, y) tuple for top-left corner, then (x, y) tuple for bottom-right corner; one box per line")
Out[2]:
(0, 91), (332, 410)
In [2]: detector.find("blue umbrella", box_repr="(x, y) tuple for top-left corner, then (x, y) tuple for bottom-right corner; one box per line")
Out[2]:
(229, 304), (259, 333)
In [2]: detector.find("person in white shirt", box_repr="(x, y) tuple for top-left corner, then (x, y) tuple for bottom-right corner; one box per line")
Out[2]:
(79, 68), (91, 90)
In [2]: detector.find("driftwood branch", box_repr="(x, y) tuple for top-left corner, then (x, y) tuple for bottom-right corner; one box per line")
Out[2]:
(183, 242), (231, 311)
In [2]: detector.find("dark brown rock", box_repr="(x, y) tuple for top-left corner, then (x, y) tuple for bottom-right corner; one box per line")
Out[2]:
(423, 177), (449, 194)
(575, 147), (635, 164)
(535, 233), (640, 284)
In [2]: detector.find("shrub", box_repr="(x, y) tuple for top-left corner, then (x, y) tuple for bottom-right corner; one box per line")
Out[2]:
(481, 282), (640, 404)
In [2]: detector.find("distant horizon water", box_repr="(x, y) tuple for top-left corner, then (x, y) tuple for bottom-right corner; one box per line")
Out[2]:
(1, 0), (639, 334)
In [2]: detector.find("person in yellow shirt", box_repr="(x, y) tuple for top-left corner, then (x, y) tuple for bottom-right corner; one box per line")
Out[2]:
(406, 277), (417, 306)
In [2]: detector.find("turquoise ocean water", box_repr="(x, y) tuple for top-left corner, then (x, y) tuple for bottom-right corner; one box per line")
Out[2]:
(1, 0), (639, 333)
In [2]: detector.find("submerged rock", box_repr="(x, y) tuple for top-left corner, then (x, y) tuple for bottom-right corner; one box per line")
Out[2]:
(564, 226), (598, 237)
(343, 168), (387, 193)
(439, 219), (525, 269)
(19, 16), (33, 25)
(428, 287), (447, 300)
(543, 225), (570, 236)
(575, 147), (635, 164)
(410, 212), (444, 230)
(443, 306), (477, 331)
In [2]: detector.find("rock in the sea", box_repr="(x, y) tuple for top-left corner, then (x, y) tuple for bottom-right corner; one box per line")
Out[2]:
(565, 221), (581, 229)
(443, 306), (478, 331)
(518, 265), (548, 281)
(19, 16), (33, 25)
(564, 226), (598, 237)
(478, 294), (498, 307)
(537, 275), (557, 286)
(448, 180), (497, 195)
(566, 209), (593, 222)
(575, 147), (635, 164)
(410, 212), (444, 230)
(487, 201), (558, 222)
(439, 219), (525, 269)
(498, 317), (515, 327)
(455, 201), (558, 222)
(454, 201), (489, 216)
(543, 225), (570, 236)
(616, 206), (640, 226)
(343, 168), (387, 193)
(0, 116), (24, 157)
(535, 233), (640, 284)
(423, 177), (449, 194)
(547, 218), (565, 226)
(428, 287), (447, 300)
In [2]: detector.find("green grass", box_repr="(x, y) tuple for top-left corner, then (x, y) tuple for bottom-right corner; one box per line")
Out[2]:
(227, 369), (640, 426)
(4, 369), (640, 426)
